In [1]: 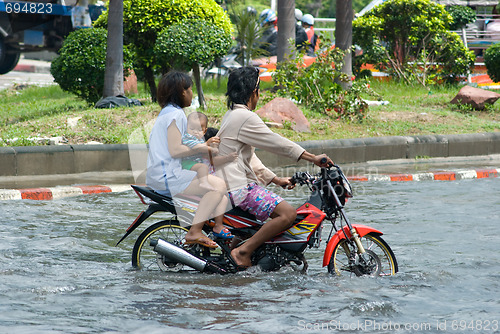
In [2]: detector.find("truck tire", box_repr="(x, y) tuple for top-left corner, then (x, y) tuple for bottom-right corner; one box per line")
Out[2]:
(0, 38), (21, 74)
(0, 38), (5, 66)
(0, 45), (20, 75)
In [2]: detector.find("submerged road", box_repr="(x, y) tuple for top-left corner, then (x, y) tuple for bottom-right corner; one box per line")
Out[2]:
(0, 173), (498, 333)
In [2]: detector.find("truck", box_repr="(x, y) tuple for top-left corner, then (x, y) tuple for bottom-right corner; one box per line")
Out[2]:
(0, 0), (104, 74)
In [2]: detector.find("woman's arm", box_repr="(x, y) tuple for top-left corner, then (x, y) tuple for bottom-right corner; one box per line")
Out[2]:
(167, 121), (210, 158)
(211, 151), (237, 167)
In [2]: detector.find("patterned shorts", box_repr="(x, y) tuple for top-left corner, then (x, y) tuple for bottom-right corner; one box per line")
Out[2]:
(229, 183), (284, 222)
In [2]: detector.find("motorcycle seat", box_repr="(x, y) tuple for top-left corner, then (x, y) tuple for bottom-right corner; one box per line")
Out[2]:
(226, 206), (257, 221)
(132, 185), (257, 221)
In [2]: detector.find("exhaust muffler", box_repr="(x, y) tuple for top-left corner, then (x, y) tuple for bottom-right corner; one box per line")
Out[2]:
(150, 238), (227, 274)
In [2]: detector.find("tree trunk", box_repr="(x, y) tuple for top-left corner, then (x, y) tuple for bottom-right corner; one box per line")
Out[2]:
(144, 65), (157, 102)
(335, 0), (353, 90)
(102, 0), (124, 98)
(277, 0), (295, 63)
(193, 63), (206, 110)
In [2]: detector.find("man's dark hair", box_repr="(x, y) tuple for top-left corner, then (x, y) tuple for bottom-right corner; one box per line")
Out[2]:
(157, 71), (193, 108)
(204, 127), (219, 141)
(226, 66), (260, 109)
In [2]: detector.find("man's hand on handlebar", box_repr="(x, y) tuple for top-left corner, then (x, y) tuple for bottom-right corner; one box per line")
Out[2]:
(314, 154), (334, 168)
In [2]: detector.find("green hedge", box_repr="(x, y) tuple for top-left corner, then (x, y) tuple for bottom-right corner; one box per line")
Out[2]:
(484, 42), (500, 83)
(50, 28), (133, 104)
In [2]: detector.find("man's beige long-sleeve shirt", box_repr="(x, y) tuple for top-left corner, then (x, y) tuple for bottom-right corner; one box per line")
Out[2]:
(215, 104), (305, 193)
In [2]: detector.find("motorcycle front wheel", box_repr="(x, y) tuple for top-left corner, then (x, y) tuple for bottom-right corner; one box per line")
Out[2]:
(328, 233), (398, 277)
(132, 220), (189, 271)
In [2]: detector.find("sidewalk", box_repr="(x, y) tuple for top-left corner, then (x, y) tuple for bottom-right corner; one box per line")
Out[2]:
(13, 56), (52, 74)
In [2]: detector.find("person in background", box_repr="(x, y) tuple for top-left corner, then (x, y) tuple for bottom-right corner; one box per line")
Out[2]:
(258, 9), (278, 56)
(295, 8), (309, 52)
(302, 13), (318, 56)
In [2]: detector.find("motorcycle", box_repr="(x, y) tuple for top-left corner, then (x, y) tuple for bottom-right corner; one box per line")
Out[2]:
(117, 164), (398, 277)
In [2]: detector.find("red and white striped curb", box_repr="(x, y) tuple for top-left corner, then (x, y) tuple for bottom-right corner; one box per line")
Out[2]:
(0, 168), (498, 201)
(0, 184), (131, 201)
(347, 168), (499, 182)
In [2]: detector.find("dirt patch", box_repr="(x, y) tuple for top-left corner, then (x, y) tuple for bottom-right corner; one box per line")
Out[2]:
(376, 110), (440, 123)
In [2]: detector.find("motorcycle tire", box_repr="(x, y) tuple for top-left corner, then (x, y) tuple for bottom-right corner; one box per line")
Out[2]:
(328, 233), (398, 277)
(132, 220), (189, 271)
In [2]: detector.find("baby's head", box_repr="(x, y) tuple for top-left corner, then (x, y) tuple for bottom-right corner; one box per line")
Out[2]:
(187, 112), (208, 139)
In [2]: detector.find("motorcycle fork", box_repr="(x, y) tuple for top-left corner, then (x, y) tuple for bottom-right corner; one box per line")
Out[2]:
(326, 180), (366, 255)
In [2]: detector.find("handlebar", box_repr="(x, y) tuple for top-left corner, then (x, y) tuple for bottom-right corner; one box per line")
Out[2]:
(290, 160), (341, 186)
(320, 157), (334, 168)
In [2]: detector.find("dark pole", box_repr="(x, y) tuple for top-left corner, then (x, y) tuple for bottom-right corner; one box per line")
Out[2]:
(335, 0), (353, 89)
(277, 0), (295, 63)
(103, 0), (124, 97)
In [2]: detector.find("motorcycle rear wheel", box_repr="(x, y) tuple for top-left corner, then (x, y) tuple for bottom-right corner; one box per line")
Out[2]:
(328, 233), (398, 277)
(132, 220), (189, 271)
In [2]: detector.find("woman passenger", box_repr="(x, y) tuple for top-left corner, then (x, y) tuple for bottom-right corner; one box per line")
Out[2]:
(146, 71), (227, 248)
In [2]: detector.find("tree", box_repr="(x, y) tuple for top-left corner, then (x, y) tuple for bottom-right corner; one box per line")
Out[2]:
(102, 0), (124, 98)
(276, 0), (295, 63)
(335, 0), (353, 90)
(231, 7), (265, 66)
(154, 20), (232, 109)
(353, 0), (475, 86)
(94, 0), (232, 102)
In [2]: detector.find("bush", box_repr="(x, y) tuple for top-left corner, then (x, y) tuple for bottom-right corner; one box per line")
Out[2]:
(484, 42), (500, 83)
(154, 20), (231, 71)
(155, 19), (232, 109)
(273, 43), (378, 122)
(353, 0), (475, 86)
(51, 28), (133, 104)
(447, 5), (476, 30)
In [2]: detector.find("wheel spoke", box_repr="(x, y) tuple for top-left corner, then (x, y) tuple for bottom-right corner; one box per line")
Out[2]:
(329, 234), (398, 277)
(132, 221), (189, 271)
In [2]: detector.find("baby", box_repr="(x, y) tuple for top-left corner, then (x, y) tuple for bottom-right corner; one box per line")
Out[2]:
(182, 112), (237, 239)
(181, 112), (218, 191)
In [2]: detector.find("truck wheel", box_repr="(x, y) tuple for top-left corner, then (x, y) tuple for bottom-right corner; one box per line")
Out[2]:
(0, 48), (20, 74)
(0, 39), (20, 75)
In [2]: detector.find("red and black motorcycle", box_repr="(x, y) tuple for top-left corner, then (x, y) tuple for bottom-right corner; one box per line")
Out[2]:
(117, 164), (398, 277)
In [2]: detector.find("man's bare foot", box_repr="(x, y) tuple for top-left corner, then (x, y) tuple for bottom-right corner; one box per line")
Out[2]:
(231, 248), (251, 269)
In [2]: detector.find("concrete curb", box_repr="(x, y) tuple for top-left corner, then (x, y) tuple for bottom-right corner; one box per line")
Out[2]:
(0, 168), (498, 201)
(349, 167), (499, 182)
(0, 184), (131, 201)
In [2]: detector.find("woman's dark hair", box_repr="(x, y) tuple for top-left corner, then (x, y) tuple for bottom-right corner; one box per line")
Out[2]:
(226, 66), (260, 108)
(157, 71), (193, 108)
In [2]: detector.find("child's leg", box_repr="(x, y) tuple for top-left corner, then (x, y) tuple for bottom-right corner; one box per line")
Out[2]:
(212, 195), (232, 238)
(190, 163), (214, 191)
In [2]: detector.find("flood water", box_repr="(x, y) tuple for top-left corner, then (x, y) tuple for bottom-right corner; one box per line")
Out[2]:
(1, 176), (499, 333)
